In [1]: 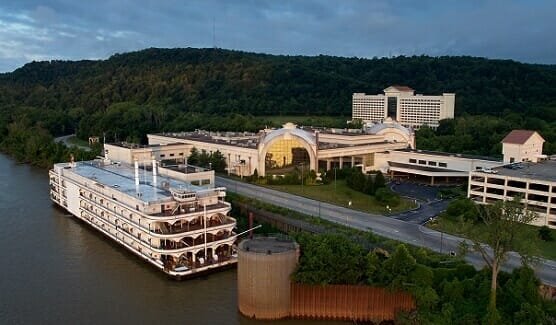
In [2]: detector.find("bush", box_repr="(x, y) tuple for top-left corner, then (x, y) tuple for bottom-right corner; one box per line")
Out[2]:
(375, 188), (401, 207)
(444, 198), (479, 223)
(538, 225), (554, 241)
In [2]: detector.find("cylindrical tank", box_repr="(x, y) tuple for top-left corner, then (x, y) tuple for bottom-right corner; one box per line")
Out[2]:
(237, 235), (299, 320)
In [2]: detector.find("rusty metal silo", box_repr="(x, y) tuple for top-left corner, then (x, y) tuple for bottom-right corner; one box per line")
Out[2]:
(237, 235), (299, 320)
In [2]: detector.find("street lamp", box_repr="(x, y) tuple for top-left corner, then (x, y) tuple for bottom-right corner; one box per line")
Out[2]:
(301, 162), (305, 193)
(334, 167), (337, 194)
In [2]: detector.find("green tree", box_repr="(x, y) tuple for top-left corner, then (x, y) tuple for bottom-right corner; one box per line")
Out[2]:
(188, 147), (199, 165)
(459, 197), (538, 316)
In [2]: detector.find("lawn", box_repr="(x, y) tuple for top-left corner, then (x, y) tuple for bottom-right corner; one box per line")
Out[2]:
(264, 179), (417, 215)
(428, 217), (556, 260)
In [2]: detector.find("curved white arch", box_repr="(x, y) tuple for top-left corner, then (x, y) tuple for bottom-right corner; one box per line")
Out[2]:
(259, 128), (317, 176)
(262, 127), (316, 147)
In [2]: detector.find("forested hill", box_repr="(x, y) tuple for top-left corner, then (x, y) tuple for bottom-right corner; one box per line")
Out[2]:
(2, 47), (556, 117)
(1, 47), (556, 163)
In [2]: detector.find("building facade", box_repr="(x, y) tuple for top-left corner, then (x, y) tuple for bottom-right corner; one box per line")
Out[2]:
(353, 86), (455, 129)
(468, 160), (556, 229)
(501, 130), (546, 164)
(147, 121), (415, 177)
(374, 149), (502, 185)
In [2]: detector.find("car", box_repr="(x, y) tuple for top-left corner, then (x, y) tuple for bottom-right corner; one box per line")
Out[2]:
(481, 167), (498, 174)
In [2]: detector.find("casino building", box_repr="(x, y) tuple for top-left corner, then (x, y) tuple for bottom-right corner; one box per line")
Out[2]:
(147, 120), (415, 177)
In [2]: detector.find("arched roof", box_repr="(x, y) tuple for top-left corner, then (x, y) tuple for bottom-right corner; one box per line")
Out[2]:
(262, 126), (316, 147)
(367, 119), (411, 137)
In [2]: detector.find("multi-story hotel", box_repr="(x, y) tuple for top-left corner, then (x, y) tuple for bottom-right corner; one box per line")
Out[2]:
(352, 86), (455, 129)
(49, 143), (237, 279)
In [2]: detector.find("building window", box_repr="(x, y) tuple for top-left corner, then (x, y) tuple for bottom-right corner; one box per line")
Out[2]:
(409, 159), (417, 163)
(428, 161), (437, 166)
(160, 154), (166, 158)
(418, 160), (426, 165)
(439, 162), (447, 168)
(170, 153), (175, 157)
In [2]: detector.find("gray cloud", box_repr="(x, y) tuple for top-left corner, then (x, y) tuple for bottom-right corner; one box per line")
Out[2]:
(0, 0), (555, 72)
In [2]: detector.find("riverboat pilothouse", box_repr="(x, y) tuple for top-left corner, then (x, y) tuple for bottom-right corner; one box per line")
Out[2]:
(49, 145), (237, 279)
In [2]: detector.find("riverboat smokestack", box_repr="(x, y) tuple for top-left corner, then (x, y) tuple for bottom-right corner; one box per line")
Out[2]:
(152, 156), (157, 187)
(134, 158), (139, 186)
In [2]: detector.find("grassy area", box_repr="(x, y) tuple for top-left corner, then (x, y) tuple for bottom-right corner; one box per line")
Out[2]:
(262, 115), (348, 128)
(428, 217), (556, 260)
(264, 179), (417, 215)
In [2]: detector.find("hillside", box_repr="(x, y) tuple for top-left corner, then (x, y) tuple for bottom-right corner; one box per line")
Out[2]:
(2, 47), (556, 117)
(1, 47), (556, 162)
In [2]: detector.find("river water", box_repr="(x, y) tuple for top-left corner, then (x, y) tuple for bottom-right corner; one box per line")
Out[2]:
(0, 154), (345, 324)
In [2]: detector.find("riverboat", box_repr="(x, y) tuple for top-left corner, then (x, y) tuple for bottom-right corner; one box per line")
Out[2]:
(49, 156), (237, 279)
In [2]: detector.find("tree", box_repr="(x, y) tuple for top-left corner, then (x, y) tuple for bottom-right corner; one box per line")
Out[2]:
(459, 197), (538, 316)
(188, 147), (199, 165)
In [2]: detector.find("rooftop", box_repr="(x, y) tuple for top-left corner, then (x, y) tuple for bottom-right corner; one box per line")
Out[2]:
(385, 85), (414, 92)
(489, 160), (556, 183)
(396, 148), (501, 162)
(109, 141), (186, 149)
(68, 160), (205, 203)
(238, 236), (298, 254)
(501, 130), (544, 145)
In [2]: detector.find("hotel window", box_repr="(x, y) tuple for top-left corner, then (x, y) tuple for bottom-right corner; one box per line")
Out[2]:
(439, 162), (447, 168)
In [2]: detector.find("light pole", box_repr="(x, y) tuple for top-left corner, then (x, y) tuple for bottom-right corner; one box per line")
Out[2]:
(334, 167), (337, 194)
(300, 162), (304, 193)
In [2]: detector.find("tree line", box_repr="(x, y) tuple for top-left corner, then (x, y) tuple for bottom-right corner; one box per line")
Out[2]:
(292, 232), (556, 324)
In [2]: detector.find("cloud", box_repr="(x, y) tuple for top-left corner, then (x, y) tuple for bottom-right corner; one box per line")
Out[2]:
(0, 0), (555, 72)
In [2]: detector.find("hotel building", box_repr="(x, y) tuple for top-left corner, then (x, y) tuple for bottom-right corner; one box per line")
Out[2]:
(353, 86), (455, 129)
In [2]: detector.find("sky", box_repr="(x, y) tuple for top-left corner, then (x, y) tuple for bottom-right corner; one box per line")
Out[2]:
(1, 0), (555, 73)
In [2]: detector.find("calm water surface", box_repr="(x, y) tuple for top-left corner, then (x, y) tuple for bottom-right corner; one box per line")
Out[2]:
(0, 154), (345, 324)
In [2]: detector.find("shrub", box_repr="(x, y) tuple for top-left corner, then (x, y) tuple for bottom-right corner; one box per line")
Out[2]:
(538, 225), (554, 241)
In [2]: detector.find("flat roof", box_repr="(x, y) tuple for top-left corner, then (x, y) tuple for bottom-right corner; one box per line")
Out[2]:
(388, 161), (463, 173)
(238, 236), (298, 254)
(395, 148), (501, 162)
(108, 142), (187, 149)
(489, 160), (556, 183)
(68, 160), (204, 203)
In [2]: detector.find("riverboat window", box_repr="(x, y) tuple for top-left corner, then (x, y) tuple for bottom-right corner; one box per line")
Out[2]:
(418, 160), (426, 165)
(439, 162), (447, 168)
(409, 159), (416, 163)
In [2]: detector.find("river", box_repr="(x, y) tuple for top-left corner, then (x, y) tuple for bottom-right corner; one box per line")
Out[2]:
(0, 154), (344, 324)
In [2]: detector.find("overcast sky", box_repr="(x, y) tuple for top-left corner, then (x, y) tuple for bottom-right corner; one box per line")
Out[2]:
(1, 0), (555, 72)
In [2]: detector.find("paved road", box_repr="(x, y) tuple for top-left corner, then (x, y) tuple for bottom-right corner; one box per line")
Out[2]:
(54, 134), (91, 152)
(216, 176), (556, 286)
